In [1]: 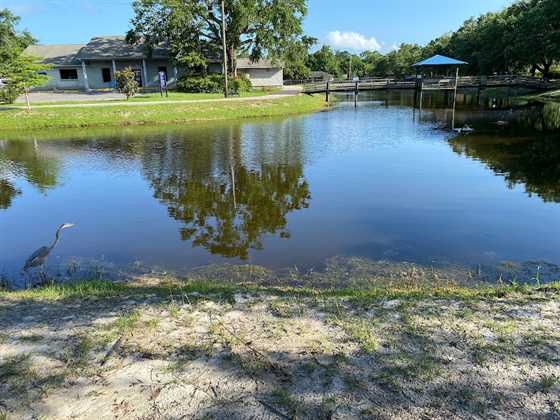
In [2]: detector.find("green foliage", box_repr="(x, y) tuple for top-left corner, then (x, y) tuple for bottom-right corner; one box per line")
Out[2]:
(300, 0), (560, 79)
(0, 8), (35, 64)
(128, 0), (307, 74)
(283, 35), (316, 80)
(0, 54), (50, 103)
(177, 73), (252, 94)
(0, 83), (18, 104)
(115, 67), (140, 99)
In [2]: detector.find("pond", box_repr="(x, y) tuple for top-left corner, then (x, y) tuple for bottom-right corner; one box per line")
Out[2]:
(2, 91), (560, 287)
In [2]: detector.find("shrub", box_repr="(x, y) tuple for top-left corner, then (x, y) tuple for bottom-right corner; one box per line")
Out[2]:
(177, 74), (223, 93)
(115, 67), (139, 99)
(230, 74), (252, 93)
(0, 84), (19, 104)
(177, 74), (252, 94)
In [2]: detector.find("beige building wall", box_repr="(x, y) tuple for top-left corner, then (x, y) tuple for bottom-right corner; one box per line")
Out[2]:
(239, 68), (283, 87)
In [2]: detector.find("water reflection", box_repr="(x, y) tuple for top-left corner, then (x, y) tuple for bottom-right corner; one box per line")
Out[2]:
(451, 133), (560, 203)
(0, 179), (20, 209)
(2, 93), (560, 284)
(143, 137), (310, 259)
(0, 139), (61, 192)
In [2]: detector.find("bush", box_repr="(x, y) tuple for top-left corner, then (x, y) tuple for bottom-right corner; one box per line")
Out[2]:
(0, 84), (19, 104)
(177, 74), (223, 93)
(177, 74), (252, 94)
(115, 67), (139, 99)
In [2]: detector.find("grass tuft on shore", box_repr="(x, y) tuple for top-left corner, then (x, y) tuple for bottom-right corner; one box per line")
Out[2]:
(2, 278), (559, 303)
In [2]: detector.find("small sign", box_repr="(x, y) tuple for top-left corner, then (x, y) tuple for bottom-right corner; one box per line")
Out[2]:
(159, 71), (168, 97)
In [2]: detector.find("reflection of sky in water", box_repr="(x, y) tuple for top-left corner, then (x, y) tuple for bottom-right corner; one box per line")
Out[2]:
(2, 95), (560, 283)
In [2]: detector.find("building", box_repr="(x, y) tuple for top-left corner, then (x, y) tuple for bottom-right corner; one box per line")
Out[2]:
(24, 36), (284, 91)
(310, 71), (334, 82)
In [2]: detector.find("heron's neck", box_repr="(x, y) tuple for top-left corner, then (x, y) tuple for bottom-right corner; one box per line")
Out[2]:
(50, 228), (62, 250)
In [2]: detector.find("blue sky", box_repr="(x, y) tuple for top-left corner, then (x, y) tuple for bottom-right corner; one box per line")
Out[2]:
(2, 0), (513, 52)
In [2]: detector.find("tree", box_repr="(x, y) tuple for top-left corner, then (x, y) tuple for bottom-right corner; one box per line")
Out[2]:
(307, 45), (340, 77)
(511, 0), (560, 79)
(283, 35), (316, 80)
(0, 8), (34, 64)
(127, 0), (307, 75)
(115, 67), (140, 99)
(0, 54), (49, 108)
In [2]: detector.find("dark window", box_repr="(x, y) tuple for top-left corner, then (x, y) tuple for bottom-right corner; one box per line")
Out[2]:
(158, 66), (168, 80)
(59, 69), (78, 80)
(102, 68), (112, 83)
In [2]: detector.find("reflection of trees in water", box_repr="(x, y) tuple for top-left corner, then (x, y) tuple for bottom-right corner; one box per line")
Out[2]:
(0, 140), (61, 193)
(0, 179), (20, 209)
(451, 134), (560, 203)
(141, 124), (311, 259)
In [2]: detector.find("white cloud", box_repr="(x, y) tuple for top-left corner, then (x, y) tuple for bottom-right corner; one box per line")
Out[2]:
(326, 31), (381, 52)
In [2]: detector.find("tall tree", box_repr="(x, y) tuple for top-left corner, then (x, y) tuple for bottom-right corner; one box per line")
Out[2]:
(127, 0), (307, 75)
(0, 8), (34, 63)
(0, 54), (50, 107)
(511, 0), (560, 79)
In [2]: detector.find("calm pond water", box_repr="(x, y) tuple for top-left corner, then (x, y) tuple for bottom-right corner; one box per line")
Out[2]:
(2, 91), (560, 286)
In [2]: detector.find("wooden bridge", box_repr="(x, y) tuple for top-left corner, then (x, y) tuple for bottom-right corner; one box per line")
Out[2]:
(303, 75), (560, 98)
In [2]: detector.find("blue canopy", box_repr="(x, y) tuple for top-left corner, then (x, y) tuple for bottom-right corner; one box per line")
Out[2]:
(412, 55), (468, 67)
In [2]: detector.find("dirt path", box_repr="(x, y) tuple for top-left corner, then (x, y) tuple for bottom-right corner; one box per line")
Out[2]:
(1, 278), (559, 419)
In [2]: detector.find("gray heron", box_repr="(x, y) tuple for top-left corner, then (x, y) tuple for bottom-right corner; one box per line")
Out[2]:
(22, 223), (75, 276)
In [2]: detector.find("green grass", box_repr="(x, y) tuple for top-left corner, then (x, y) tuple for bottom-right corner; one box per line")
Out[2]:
(0, 94), (324, 131)
(7, 89), (279, 107)
(2, 278), (559, 304)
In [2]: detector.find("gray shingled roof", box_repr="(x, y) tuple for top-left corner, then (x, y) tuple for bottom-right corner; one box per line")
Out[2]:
(23, 44), (85, 65)
(76, 36), (169, 60)
(237, 58), (283, 69)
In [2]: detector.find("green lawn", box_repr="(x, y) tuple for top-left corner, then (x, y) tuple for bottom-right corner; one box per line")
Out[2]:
(0, 94), (325, 132)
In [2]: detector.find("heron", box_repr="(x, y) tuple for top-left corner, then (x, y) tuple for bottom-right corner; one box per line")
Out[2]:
(22, 223), (75, 279)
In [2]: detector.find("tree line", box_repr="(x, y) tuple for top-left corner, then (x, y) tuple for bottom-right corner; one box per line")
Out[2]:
(286, 0), (560, 80)
(1, 0), (559, 102)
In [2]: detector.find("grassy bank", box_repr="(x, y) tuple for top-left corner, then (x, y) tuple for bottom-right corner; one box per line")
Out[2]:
(1, 278), (559, 419)
(0, 94), (324, 131)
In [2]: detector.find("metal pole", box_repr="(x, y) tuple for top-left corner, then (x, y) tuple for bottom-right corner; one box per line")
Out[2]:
(326, 81), (330, 103)
(452, 66), (459, 130)
(221, 0), (229, 98)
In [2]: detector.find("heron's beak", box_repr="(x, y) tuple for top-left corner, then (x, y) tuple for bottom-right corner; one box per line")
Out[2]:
(64, 223), (76, 229)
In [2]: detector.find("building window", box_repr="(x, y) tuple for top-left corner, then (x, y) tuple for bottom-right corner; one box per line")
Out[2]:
(102, 68), (112, 83)
(59, 69), (78, 80)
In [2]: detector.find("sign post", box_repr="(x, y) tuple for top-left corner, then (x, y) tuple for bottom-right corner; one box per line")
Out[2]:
(159, 71), (168, 97)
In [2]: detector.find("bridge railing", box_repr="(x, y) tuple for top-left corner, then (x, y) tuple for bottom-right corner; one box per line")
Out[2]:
(302, 75), (560, 93)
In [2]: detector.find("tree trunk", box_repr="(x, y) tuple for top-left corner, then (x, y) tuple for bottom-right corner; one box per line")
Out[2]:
(530, 64), (537, 77)
(220, 0), (228, 98)
(542, 62), (551, 80)
(24, 86), (31, 112)
(228, 48), (237, 78)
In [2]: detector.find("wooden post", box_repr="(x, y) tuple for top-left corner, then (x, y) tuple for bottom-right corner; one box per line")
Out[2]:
(354, 80), (358, 108)
(326, 81), (330, 103)
(452, 66), (459, 130)
(419, 78), (424, 112)
(221, 0), (229, 98)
